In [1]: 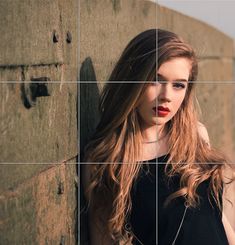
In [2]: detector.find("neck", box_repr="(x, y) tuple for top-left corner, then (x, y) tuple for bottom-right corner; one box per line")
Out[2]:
(141, 123), (166, 142)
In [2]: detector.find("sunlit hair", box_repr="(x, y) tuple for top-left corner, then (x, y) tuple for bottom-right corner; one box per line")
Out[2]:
(83, 29), (228, 243)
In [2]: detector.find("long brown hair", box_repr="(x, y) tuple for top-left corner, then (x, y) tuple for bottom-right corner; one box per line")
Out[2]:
(84, 29), (227, 243)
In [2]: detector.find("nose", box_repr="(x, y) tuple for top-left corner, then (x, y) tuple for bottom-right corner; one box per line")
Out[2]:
(157, 83), (171, 103)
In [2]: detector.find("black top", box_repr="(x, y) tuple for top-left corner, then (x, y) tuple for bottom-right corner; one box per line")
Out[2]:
(129, 154), (229, 245)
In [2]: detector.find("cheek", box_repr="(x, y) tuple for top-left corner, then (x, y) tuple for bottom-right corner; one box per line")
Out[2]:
(138, 99), (150, 114)
(138, 86), (157, 107)
(173, 92), (187, 112)
(145, 86), (157, 101)
(137, 87), (156, 116)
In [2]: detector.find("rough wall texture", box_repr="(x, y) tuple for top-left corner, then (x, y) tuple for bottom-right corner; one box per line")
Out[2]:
(1, 83), (77, 163)
(0, 0), (78, 81)
(0, 0), (78, 244)
(0, 162), (77, 245)
(80, 0), (156, 82)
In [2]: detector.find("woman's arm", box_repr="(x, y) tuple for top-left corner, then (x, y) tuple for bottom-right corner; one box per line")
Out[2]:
(197, 121), (210, 146)
(223, 166), (235, 245)
(222, 213), (235, 245)
(197, 122), (235, 244)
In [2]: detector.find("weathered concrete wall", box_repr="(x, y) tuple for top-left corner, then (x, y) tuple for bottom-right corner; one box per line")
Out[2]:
(1, 83), (77, 163)
(80, 0), (156, 82)
(0, 0), (78, 244)
(0, 0), (78, 81)
(0, 162), (77, 245)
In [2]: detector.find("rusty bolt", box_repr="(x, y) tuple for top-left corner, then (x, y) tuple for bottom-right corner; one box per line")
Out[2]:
(57, 181), (64, 195)
(53, 30), (59, 43)
(66, 31), (72, 43)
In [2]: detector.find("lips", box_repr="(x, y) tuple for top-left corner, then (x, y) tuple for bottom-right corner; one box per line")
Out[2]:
(157, 106), (170, 112)
(152, 106), (170, 117)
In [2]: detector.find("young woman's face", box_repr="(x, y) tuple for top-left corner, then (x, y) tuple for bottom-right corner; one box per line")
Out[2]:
(137, 57), (192, 128)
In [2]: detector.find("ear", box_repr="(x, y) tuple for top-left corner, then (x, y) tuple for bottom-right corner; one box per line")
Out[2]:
(197, 121), (210, 147)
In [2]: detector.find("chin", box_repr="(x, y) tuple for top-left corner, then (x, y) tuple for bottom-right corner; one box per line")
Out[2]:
(156, 117), (169, 126)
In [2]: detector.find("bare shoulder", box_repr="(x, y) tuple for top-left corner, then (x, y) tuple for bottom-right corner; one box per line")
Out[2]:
(222, 212), (235, 245)
(197, 121), (210, 144)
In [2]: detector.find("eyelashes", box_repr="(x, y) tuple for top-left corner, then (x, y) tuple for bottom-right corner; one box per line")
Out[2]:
(150, 81), (186, 89)
(172, 82), (186, 89)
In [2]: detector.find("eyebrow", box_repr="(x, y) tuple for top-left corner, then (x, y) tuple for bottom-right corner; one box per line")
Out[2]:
(157, 73), (188, 82)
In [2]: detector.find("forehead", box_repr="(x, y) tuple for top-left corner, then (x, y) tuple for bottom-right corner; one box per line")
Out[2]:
(157, 57), (192, 81)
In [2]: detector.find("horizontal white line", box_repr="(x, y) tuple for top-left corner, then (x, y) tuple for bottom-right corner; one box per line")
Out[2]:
(1, 81), (235, 84)
(0, 162), (234, 165)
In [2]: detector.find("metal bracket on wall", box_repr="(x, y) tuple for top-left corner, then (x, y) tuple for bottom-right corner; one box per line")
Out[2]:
(20, 77), (51, 109)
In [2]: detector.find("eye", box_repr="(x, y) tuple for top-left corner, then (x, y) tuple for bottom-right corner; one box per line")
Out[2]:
(173, 82), (186, 89)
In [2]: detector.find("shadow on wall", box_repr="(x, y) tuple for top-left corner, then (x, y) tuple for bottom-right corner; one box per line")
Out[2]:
(80, 57), (102, 244)
(80, 57), (100, 159)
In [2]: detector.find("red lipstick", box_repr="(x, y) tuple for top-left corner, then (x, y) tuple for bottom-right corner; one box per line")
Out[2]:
(156, 106), (170, 117)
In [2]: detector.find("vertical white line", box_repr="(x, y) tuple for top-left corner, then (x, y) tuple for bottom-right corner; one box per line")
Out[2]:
(156, 1), (159, 243)
(78, 0), (81, 244)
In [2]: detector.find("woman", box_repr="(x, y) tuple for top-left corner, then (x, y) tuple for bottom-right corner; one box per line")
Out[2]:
(81, 29), (235, 245)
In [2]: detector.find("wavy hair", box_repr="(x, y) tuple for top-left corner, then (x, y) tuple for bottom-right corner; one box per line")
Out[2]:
(84, 29), (228, 243)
